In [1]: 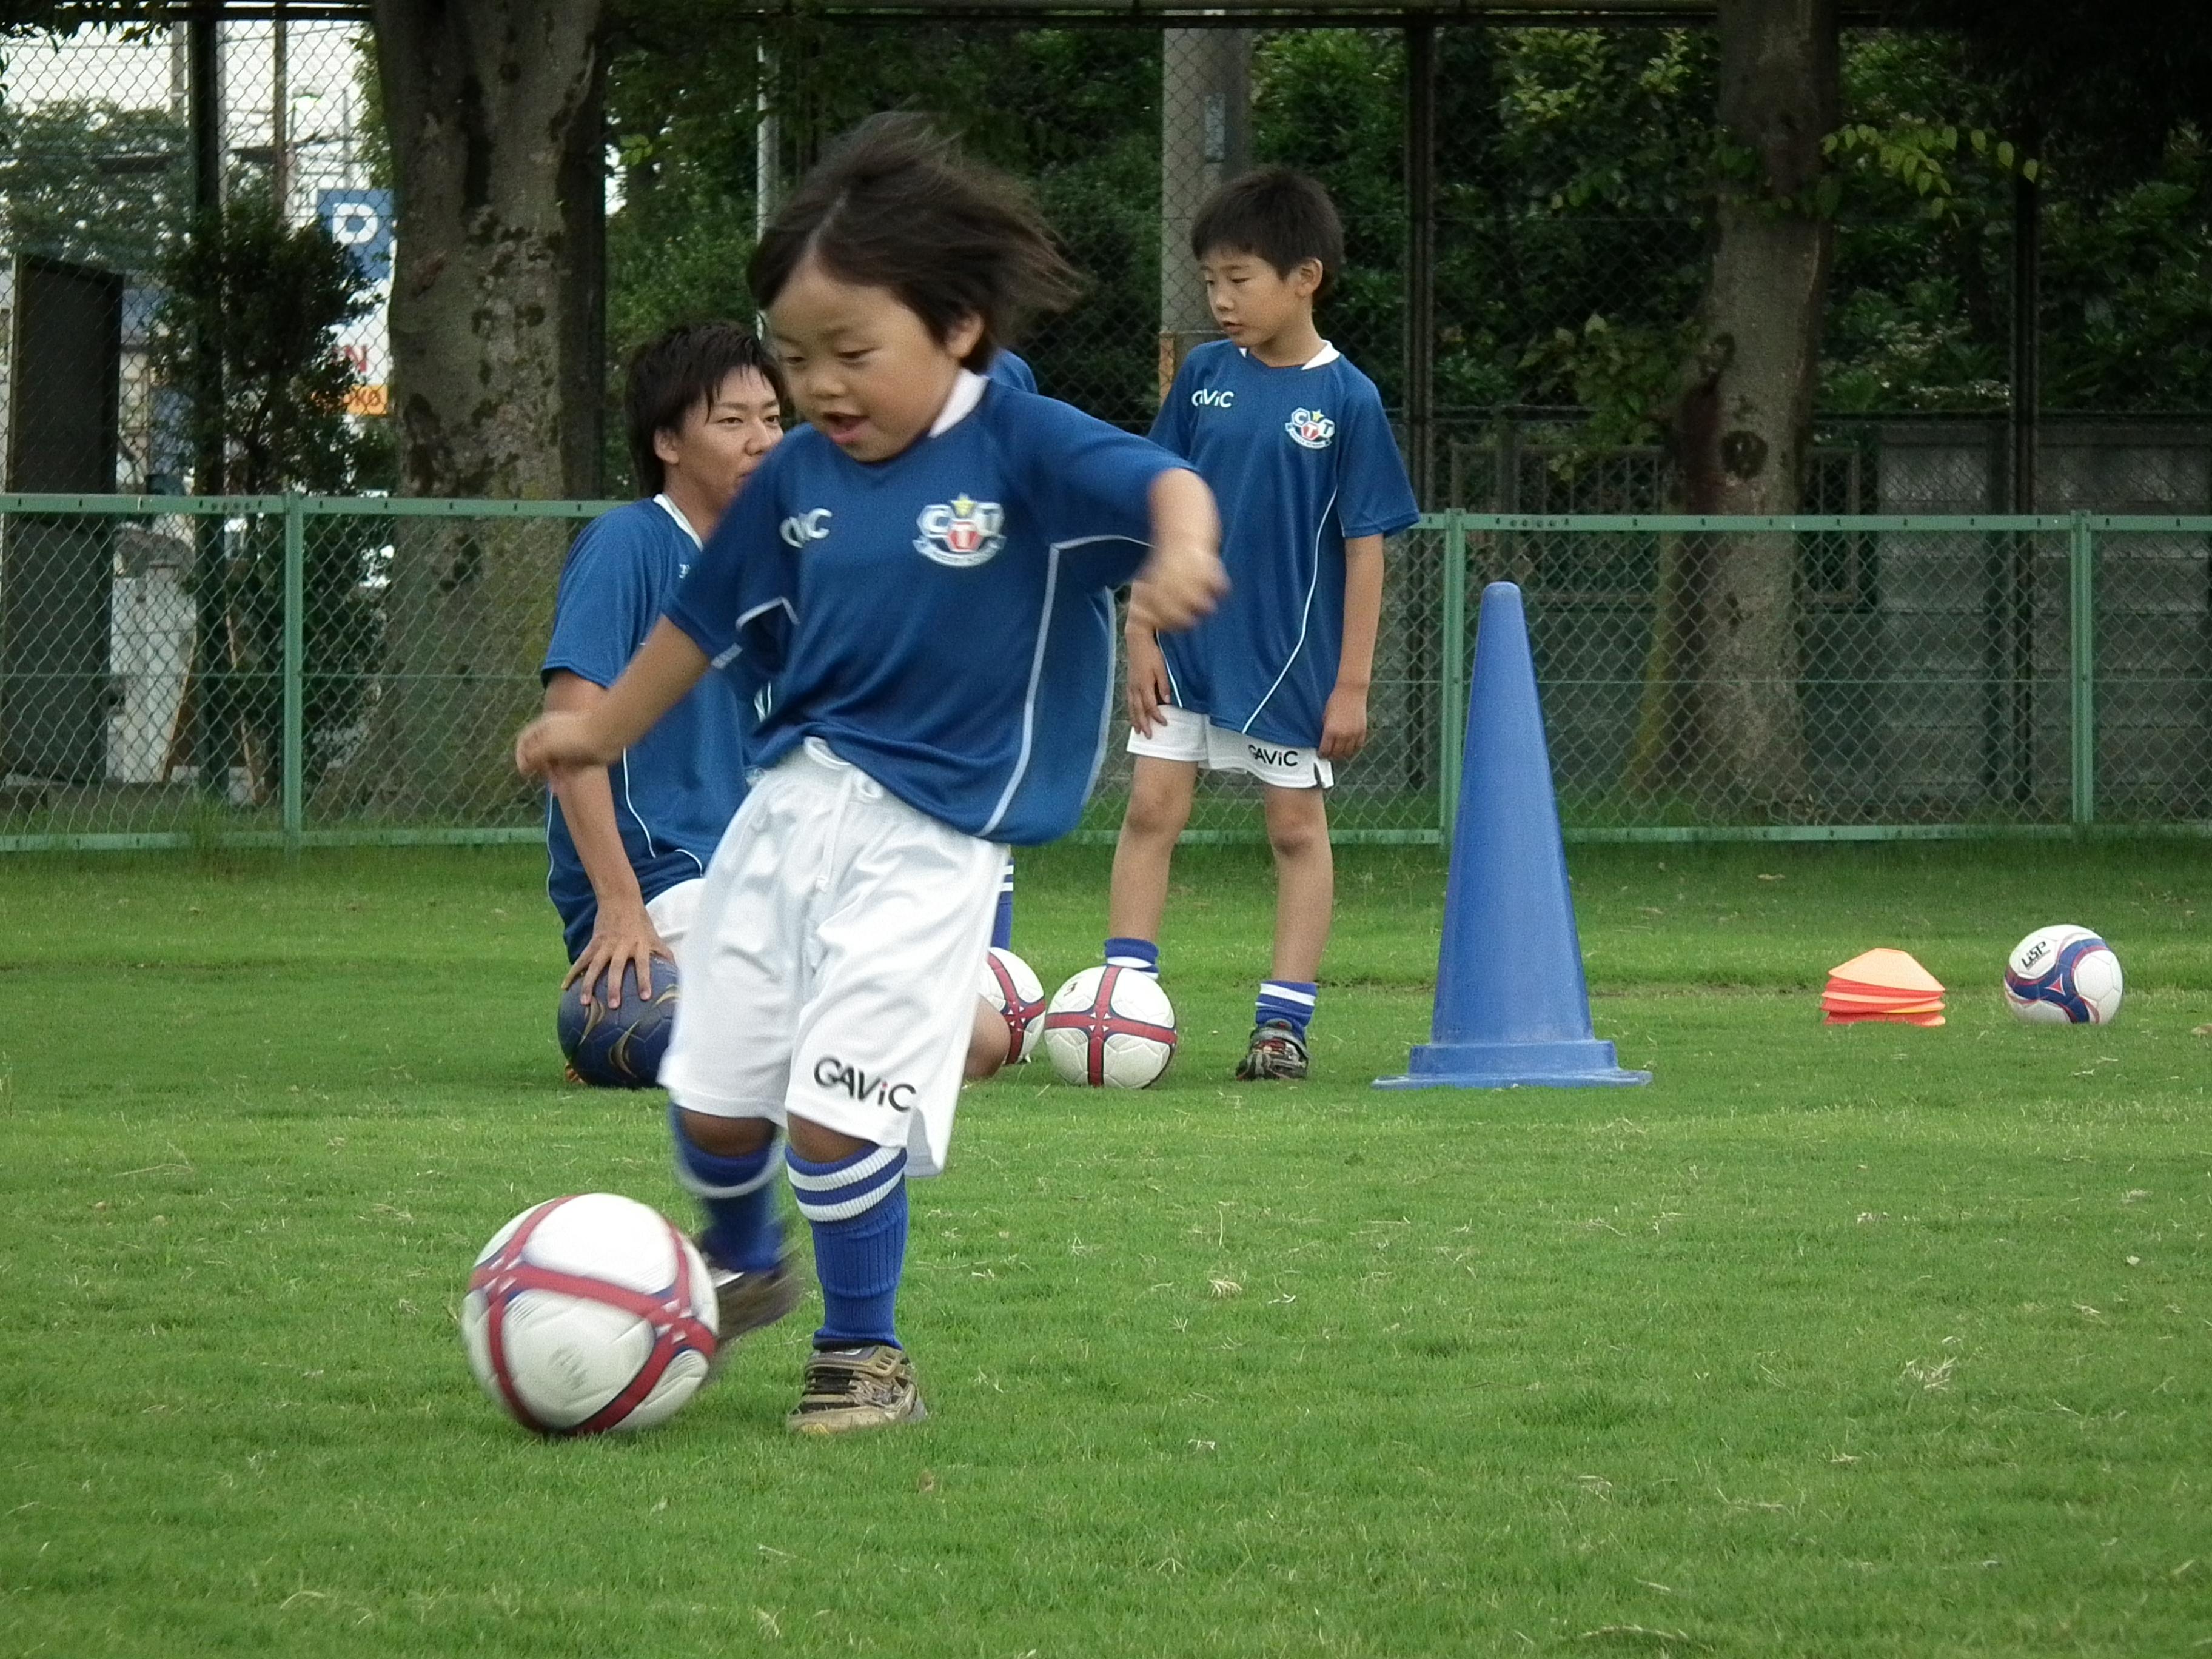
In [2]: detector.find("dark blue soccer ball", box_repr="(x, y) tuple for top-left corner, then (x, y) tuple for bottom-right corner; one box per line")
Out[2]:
(557, 959), (680, 1088)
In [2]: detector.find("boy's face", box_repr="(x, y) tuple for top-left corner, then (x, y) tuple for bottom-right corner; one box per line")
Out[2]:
(769, 253), (984, 464)
(1199, 248), (1324, 352)
(657, 367), (783, 514)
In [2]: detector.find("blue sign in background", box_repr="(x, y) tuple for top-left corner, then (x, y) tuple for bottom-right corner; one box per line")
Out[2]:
(317, 189), (394, 285)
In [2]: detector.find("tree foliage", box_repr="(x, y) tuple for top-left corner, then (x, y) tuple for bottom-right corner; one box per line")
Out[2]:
(0, 98), (185, 275)
(153, 193), (387, 797)
(600, 16), (2212, 438)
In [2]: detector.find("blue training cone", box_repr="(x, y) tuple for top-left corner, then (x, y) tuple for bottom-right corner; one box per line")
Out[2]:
(1376, 581), (1649, 1090)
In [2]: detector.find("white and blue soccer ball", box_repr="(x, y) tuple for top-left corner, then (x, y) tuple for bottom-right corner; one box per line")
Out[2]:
(978, 945), (1047, 1065)
(2003, 925), (2124, 1026)
(462, 1193), (717, 1436)
(1042, 965), (1178, 1088)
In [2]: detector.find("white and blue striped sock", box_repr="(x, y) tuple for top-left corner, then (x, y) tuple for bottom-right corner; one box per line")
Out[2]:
(786, 1142), (908, 1348)
(1256, 980), (1317, 1039)
(1104, 936), (1160, 976)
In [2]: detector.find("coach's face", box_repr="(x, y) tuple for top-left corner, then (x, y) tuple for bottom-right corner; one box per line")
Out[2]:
(769, 253), (984, 464)
(659, 368), (784, 515)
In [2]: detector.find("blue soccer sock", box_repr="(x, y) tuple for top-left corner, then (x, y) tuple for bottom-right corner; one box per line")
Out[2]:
(669, 1107), (785, 1275)
(1256, 980), (1318, 1039)
(787, 1142), (908, 1350)
(1104, 936), (1160, 977)
(993, 857), (1016, 951)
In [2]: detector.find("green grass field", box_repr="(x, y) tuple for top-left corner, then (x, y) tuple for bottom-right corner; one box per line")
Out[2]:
(3, 840), (2208, 1657)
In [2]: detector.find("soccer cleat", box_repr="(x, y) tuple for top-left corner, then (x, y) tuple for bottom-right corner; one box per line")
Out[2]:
(785, 1344), (928, 1435)
(1234, 1020), (1310, 1082)
(697, 1242), (802, 1375)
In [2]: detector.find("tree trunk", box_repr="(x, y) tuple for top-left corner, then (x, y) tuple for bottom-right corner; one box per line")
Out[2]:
(347, 0), (603, 822)
(1629, 0), (1837, 812)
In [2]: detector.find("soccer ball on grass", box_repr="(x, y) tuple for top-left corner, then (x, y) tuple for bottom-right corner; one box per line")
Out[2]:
(1041, 965), (1178, 1088)
(462, 1192), (717, 1435)
(2003, 925), (2123, 1025)
(979, 945), (1047, 1065)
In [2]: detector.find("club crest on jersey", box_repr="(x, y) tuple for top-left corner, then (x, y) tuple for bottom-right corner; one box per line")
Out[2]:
(1286, 409), (1336, 450)
(914, 494), (1005, 568)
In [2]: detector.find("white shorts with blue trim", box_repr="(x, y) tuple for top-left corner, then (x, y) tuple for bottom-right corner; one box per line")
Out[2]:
(657, 739), (1004, 1178)
(1125, 702), (1333, 789)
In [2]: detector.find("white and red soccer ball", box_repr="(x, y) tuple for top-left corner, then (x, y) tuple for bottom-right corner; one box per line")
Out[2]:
(1042, 965), (1178, 1088)
(462, 1193), (717, 1436)
(979, 946), (1047, 1065)
(2003, 924), (2124, 1025)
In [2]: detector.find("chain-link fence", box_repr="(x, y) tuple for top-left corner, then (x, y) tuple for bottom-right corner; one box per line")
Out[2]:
(0, 495), (595, 848)
(2, 495), (2205, 851)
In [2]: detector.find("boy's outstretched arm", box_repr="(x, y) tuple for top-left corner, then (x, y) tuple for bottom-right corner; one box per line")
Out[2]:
(517, 618), (710, 778)
(1130, 468), (1226, 635)
(1321, 534), (1386, 763)
(541, 671), (671, 1007)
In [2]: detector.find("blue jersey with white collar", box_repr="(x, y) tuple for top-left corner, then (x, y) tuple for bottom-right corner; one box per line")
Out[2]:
(1148, 340), (1419, 747)
(668, 377), (1182, 844)
(986, 349), (1038, 393)
(541, 495), (752, 959)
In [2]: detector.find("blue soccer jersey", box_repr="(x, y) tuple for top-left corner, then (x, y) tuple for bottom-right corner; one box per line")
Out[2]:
(986, 349), (1038, 394)
(667, 374), (1182, 845)
(542, 495), (752, 958)
(1148, 341), (1420, 748)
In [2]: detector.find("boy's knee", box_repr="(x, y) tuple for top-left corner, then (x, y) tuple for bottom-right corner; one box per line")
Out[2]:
(677, 1110), (775, 1158)
(1265, 792), (1330, 860)
(786, 1113), (874, 1164)
(1123, 786), (1189, 843)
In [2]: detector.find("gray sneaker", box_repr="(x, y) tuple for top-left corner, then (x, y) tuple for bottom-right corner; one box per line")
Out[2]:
(1235, 1020), (1310, 1081)
(786, 1344), (928, 1435)
(697, 1241), (802, 1375)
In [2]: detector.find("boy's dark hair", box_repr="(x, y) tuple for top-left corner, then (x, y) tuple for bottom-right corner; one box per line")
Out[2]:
(1190, 167), (1344, 303)
(749, 113), (1081, 371)
(625, 323), (786, 495)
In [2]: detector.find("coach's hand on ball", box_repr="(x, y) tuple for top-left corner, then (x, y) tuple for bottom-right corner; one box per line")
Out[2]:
(565, 898), (674, 1009)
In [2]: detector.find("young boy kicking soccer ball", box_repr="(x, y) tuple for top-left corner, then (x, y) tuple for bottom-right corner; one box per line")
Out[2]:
(515, 114), (1225, 1433)
(1106, 168), (1419, 1082)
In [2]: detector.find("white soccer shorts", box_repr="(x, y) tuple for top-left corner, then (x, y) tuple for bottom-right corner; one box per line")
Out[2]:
(643, 877), (702, 947)
(658, 739), (1004, 1179)
(1125, 702), (1333, 788)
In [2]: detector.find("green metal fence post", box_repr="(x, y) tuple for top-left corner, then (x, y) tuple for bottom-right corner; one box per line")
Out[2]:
(282, 494), (305, 854)
(2068, 511), (2095, 830)
(1439, 514), (1468, 848)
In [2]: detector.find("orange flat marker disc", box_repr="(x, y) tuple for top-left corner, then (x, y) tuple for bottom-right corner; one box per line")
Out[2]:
(1822, 997), (1944, 1016)
(1822, 981), (1945, 1004)
(1826, 948), (1944, 996)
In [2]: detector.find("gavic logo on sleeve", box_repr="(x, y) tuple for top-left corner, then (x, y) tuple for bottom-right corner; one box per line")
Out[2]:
(779, 508), (833, 548)
(1192, 387), (1236, 409)
(1286, 409), (1336, 450)
(914, 495), (1005, 568)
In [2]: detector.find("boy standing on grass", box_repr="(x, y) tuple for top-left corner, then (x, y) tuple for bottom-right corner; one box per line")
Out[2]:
(541, 324), (785, 1013)
(1105, 168), (1420, 1081)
